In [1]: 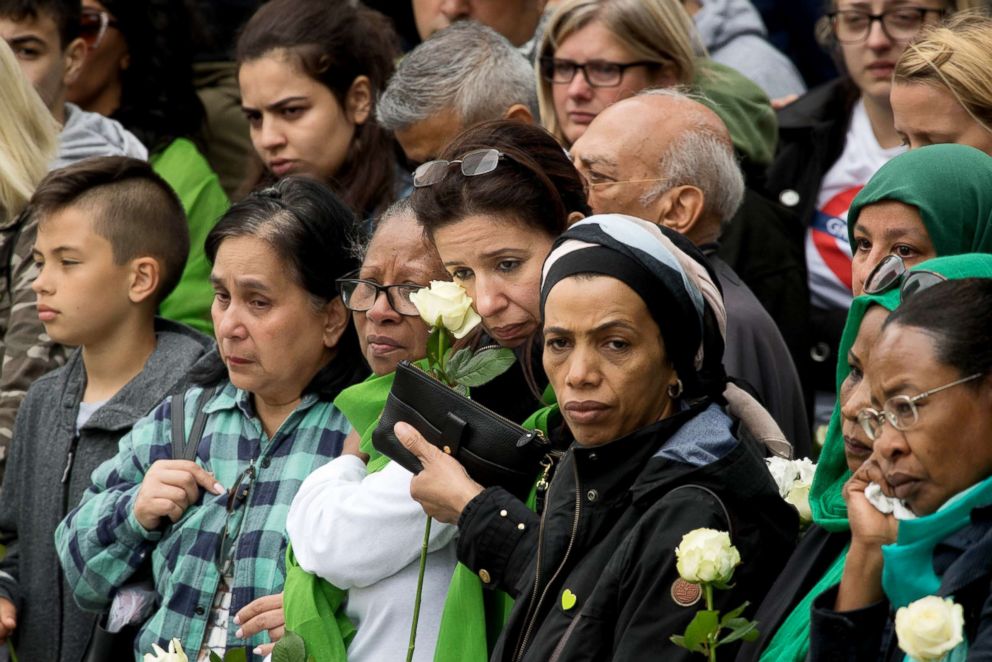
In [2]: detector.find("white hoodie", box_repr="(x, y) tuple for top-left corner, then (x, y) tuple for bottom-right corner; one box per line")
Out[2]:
(53, 102), (147, 169)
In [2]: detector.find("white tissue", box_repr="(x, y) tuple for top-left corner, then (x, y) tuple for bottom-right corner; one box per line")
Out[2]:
(106, 583), (158, 633)
(865, 482), (917, 521)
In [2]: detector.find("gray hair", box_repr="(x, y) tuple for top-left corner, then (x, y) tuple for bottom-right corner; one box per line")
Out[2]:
(635, 88), (745, 225)
(350, 197), (418, 262)
(377, 21), (539, 131)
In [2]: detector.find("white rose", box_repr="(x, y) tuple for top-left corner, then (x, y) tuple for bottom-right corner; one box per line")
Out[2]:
(408, 280), (482, 339)
(895, 596), (965, 662)
(794, 458), (816, 485)
(765, 456), (797, 498)
(675, 528), (741, 585)
(143, 639), (188, 662)
(785, 481), (812, 524)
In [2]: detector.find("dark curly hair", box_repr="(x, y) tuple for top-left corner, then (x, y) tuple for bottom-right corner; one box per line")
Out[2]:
(99, 0), (204, 155)
(236, 0), (401, 218)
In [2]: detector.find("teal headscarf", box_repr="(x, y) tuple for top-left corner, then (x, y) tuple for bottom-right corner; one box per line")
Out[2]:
(760, 254), (992, 662)
(846, 143), (992, 255)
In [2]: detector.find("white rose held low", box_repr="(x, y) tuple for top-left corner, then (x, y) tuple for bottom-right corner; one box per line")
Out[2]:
(675, 528), (742, 585)
(765, 457), (816, 524)
(896, 596), (965, 662)
(409, 280), (482, 339)
(143, 638), (188, 662)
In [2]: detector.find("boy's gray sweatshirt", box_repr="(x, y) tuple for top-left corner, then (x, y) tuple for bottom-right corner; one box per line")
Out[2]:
(0, 318), (212, 662)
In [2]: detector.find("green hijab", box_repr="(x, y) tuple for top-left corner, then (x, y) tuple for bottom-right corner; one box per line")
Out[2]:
(761, 254), (992, 662)
(846, 143), (992, 255)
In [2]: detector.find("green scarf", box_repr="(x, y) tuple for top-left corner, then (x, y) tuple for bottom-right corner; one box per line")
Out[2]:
(761, 254), (992, 662)
(846, 144), (992, 255)
(694, 59), (777, 167)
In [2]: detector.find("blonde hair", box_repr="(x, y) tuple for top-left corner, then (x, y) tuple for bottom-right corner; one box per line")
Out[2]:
(895, 12), (992, 135)
(0, 41), (58, 220)
(537, 0), (703, 144)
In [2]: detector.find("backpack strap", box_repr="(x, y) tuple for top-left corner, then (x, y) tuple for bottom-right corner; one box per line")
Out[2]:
(170, 387), (217, 462)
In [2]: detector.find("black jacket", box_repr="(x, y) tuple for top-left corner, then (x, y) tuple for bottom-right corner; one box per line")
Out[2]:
(763, 77), (862, 394)
(735, 525), (851, 661)
(457, 402), (799, 661)
(809, 505), (992, 661)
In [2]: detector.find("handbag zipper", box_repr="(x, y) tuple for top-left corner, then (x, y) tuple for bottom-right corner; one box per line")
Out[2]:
(513, 454), (582, 662)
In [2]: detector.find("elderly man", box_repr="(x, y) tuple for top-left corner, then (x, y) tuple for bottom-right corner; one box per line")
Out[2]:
(571, 88), (812, 457)
(411, 0), (547, 60)
(377, 21), (538, 165)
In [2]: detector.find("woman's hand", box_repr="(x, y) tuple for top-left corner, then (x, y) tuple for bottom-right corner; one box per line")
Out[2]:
(133, 460), (225, 531)
(235, 592), (285, 656)
(0, 597), (15, 643)
(844, 458), (899, 548)
(395, 422), (484, 524)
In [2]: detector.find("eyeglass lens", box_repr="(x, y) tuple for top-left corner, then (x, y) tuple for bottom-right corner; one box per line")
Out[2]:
(412, 149), (502, 187)
(833, 8), (934, 42)
(542, 58), (626, 87)
(900, 271), (947, 301)
(342, 280), (420, 315)
(863, 255), (906, 294)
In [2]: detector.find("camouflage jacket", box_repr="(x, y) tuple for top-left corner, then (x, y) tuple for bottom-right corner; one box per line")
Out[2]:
(0, 208), (67, 479)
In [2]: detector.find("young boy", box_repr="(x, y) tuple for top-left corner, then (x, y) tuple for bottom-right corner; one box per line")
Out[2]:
(0, 156), (213, 662)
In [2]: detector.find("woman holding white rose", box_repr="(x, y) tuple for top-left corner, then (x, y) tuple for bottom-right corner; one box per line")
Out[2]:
(806, 276), (992, 661)
(395, 215), (798, 661)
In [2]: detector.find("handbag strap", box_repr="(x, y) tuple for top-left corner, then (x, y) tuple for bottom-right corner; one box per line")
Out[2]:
(666, 483), (735, 540)
(170, 386), (217, 461)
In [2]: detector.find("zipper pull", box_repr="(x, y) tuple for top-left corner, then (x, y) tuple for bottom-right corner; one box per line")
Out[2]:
(535, 454), (554, 493)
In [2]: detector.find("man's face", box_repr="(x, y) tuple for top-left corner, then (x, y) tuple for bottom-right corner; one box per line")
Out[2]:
(412, 0), (543, 47)
(394, 106), (463, 167)
(570, 101), (674, 221)
(0, 12), (71, 117)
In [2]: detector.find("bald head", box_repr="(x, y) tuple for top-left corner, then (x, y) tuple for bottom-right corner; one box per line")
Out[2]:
(570, 89), (744, 245)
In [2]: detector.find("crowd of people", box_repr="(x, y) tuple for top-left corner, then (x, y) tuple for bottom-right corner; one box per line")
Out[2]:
(0, 0), (991, 660)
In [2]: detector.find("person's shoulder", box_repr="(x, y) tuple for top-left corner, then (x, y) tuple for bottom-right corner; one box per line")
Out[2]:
(55, 104), (148, 168)
(776, 78), (859, 129)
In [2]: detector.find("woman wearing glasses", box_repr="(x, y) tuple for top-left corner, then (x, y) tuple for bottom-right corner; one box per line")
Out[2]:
(537, 0), (778, 171)
(56, 177), (368, 660)
(282, 199), (460, 662)
(736, 253), (992, 661)
(892, 13), (992, 155)
(808, 275), (992, 660)
(67, 0), (229, 335)
(764, 0), (978, 422)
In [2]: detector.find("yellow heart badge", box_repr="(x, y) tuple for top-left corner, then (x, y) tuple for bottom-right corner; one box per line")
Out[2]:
(561, 589), (577, 611)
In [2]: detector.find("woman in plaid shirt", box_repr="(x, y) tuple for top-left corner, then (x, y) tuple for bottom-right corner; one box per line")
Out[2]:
(55, 177), (368, 660)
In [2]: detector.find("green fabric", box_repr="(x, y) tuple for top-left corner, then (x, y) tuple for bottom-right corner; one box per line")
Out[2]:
(150, 138), (229, 334)
(762, 254), (992, 661)
(283, 545), (354, 662)
(846, 143), (992, 255)
(693, 59), (777, 167)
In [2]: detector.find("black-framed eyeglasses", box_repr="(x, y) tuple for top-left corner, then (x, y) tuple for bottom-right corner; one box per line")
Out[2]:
(79, 8), (119, 49)
(216, 463), (256, 576)
(828, 7), (945, 43)
(336, 271), (425, 317)
(539, 57), (660, 88)
(857, 373), (983, 441)
(412, 148), (505, 188)
(862, 255), (947, 300)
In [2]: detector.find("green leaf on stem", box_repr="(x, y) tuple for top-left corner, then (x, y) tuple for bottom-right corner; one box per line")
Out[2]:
(448, 348), (516, 387)
(209, 653), (223, 662)
(717, 621), (760, 645)
(425, 326), (442, 371)
(445, 348), (473, 377)
(223, 649), (248, 662)
(272, 631), (307, 662)
(683, 609), (719, 652)
(719, 601), (750, 625)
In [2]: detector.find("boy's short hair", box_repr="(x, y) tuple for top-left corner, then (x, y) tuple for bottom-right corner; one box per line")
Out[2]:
(30, 156), (190, 304)
(0, 0), (81, 48)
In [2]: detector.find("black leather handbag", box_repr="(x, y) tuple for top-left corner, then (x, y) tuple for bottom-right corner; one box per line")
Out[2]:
(372, 361), (551, 499)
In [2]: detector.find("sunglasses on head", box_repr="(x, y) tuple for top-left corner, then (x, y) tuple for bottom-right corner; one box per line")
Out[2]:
(79, 8), (118, 49)
(862, 254), (947, 300)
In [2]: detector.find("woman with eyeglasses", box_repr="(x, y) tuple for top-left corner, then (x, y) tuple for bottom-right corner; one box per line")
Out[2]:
(892, 13), (992, 155)
(282, 199), (463, 662)
(806, 274), (992, 660)
(56, 177), (368, 660)
(67, 0), (229, 335)
(235, 0), (405, 221)
(764, 0), (979, 425)
(735, 253), (992, 661)
(537, 0), (778, 172)
(846, 143), (992, 296)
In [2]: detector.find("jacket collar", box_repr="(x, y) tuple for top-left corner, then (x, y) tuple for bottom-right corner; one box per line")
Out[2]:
(777, 77), (860, 131)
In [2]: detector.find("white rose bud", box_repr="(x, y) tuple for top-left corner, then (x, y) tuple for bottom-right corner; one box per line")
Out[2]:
(143, 639), (188, 662)
(785, 481), (812, 524)
(675, 528), (741, 585)
(896, 596), (965, 662)
(765, 456), (797, 498)
(409, 281), (482, 339)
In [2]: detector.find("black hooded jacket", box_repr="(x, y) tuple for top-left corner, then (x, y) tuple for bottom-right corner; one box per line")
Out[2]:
(456, 401), (799, 661)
